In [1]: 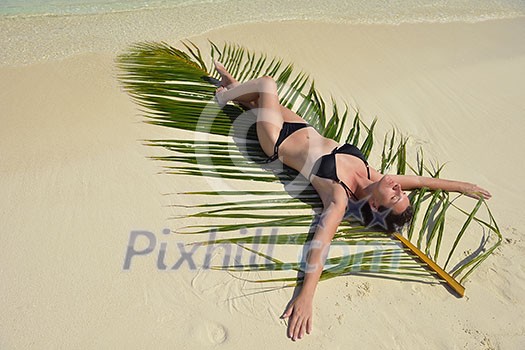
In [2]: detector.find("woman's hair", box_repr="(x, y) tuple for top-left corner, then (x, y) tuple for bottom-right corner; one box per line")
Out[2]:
(361, 202), (414, 233)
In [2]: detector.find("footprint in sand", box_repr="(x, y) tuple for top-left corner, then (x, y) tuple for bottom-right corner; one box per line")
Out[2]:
(208, 323), (228, 344)
(462, 327), (496, 350)
(190, 322), (229, 345)
(344, 281), (371, 301)
(356, 282), (371, 297)
(411, 284), (421, 294)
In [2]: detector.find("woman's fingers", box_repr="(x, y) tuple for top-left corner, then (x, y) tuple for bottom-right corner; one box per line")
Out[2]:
(284, 308), (311, 340)
(464, 183), (492, 200)
(291, 316), (310, 341)
(282, 294), (313, 340)
(298, 319), (306, 340)
(474, 185), (492, 200)
(285, 306), (297, 338)
(281, 305), (293, 319)
(292, 316), (303, 340)
(289, 315), (300, 340)
(306, 317), (313, 334)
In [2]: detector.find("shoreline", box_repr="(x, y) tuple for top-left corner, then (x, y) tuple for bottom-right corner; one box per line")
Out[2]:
(1, 2), (524, 66)
(4, 6), (524, 22)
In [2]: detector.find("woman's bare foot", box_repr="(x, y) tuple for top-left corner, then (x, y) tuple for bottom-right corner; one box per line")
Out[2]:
(214, 60), (259, 109)
(214, 60), (239, 89)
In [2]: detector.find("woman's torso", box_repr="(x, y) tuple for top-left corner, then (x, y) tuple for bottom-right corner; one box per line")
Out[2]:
(277, 127), (369, 198)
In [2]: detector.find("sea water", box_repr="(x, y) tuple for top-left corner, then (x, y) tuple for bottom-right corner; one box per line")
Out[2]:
(1, 0), (524, 23)
(1, 0), (524, 65)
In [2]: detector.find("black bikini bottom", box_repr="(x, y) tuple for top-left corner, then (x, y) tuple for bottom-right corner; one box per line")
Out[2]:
(266, 122), (311, 163)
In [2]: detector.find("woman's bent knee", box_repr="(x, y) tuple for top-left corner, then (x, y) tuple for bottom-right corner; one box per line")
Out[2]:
(259, 75), (277, 93)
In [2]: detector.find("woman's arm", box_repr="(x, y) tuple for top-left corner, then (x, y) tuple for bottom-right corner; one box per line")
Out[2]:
(368, 167), (491, 199)
(391, 174), (492, 199)
(281, 188), (347, 341)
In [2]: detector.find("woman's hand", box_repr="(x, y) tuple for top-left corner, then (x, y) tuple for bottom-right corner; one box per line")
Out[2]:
(461, 182), (492, 200)
(281, 292), (313, 341)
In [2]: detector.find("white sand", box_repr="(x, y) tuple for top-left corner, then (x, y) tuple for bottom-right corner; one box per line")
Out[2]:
(1, 17), (524, 349)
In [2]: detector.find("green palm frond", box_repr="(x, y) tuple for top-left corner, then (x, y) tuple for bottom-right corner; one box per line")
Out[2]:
(117, 41), (502, 294)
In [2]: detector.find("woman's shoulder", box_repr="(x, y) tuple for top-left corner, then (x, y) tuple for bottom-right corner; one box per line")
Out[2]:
(367, 166), (383, 182)
(310, 175), (348, 205)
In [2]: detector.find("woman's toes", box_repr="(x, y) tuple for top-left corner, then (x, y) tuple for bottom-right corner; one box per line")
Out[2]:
(214, 60), (226, 72)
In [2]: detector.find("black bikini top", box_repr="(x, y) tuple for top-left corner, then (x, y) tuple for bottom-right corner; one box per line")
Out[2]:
(311, 144), (370, 200)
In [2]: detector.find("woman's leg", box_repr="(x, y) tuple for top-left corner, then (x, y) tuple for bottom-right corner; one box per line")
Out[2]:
(216, 75), (283, 157)
(215, 61), (309, 121)
(214, 78), (269, 108)
(215, 61), (258, 108)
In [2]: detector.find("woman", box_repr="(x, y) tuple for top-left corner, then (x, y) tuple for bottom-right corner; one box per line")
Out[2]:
(214, 61), (491, 341)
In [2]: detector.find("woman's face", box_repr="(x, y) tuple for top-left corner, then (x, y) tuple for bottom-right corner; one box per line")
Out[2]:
(371, 175), (410, 214)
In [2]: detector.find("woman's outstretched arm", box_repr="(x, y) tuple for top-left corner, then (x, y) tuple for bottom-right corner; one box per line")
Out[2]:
(281, 188), (347, 341)
(392, 174), (491, 199)
(367, 167), (491, 199)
